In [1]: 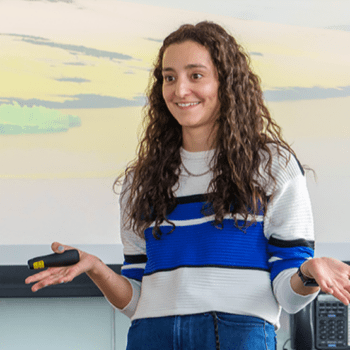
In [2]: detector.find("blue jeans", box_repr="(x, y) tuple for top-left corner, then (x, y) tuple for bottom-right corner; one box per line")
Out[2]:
(126, 312), (276, 350)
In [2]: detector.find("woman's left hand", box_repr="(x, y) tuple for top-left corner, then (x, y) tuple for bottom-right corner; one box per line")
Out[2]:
(302, 257), (350, 305)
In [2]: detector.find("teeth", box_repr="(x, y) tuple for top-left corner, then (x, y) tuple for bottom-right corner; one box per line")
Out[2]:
(177, 102), (199, 107)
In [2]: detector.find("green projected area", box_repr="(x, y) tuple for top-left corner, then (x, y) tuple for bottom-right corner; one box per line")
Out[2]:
(0, 102), (81, 135)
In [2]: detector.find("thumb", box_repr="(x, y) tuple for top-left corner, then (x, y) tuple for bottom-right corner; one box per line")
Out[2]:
(51, 242), (73, 254)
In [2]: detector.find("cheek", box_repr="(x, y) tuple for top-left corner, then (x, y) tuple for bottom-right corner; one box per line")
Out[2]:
(206, 90), (220, 108)
(206, 85), (220, 112)
(200, 82), (219, 100)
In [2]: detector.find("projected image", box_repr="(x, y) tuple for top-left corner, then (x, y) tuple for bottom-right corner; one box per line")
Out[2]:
(0, 0), (349, 244)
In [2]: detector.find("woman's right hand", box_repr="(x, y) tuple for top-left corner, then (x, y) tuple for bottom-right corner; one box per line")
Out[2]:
(25, 242), (98, 292)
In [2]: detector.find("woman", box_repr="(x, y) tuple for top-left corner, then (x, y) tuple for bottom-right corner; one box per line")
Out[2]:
(26, 21), (350, 350)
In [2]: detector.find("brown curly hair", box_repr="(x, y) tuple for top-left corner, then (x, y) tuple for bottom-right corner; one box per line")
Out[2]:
(116, 21), (295, 239)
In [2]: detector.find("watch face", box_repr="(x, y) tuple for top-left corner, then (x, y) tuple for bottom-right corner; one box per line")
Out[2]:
(298, 267), (318, 286)
(304, 280), (319, 287)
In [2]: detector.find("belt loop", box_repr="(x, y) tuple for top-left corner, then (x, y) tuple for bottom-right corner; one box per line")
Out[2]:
(209, 312), (220, 350)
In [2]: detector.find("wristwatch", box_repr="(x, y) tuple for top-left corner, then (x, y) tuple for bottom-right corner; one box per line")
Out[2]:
(297, 266), (319, 287)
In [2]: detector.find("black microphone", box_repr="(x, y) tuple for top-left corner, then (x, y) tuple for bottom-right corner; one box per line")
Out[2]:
(28, 250), (80, 269)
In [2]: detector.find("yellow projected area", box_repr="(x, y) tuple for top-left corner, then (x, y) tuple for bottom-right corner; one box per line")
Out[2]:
(0, 0), (349, 181)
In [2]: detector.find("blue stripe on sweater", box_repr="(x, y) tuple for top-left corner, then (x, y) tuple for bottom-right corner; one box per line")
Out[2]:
(144, 217), (269, 276)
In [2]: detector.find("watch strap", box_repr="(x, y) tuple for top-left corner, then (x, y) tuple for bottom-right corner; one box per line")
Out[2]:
(297, 266), (319, 287)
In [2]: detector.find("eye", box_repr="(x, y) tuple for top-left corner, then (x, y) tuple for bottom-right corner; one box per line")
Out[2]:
(192, 73), (203, 80)
(163, 75), (175, 82)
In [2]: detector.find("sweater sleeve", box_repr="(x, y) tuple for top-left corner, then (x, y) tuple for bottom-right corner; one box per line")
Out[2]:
(263, 149), (319, 314)
(113, 176), (147, 319)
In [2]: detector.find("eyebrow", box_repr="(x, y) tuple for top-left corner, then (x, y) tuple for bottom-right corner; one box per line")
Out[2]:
(162, 64), (207, 72)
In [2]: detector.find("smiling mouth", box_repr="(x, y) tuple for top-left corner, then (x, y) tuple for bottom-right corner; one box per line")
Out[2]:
(176, 102), (200, 107)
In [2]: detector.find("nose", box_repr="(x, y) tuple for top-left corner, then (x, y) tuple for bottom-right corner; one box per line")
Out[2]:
(175, 77), (191, 98)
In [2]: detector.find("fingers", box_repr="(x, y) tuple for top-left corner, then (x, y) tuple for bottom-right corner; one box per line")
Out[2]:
(25, 267), (59, 290)
(331, 287), (350, 306)
(318, 278), (350, 306)
(338, 280), (350, 305)
(26, 266), (77, 292)
(25, 269), (50, 285)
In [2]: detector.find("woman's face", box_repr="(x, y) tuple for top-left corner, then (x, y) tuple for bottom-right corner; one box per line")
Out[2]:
(162, 41), (220, 147)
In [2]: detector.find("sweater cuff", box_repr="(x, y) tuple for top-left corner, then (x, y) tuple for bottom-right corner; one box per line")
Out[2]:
(273, 267), (320, 314)
(107, 278), (141, 319)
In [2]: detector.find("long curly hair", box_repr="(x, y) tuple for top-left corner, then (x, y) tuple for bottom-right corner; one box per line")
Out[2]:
(116, 21), (295, 239)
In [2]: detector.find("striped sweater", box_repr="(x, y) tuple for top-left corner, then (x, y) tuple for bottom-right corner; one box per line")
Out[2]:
(114, 147), (319, 329)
